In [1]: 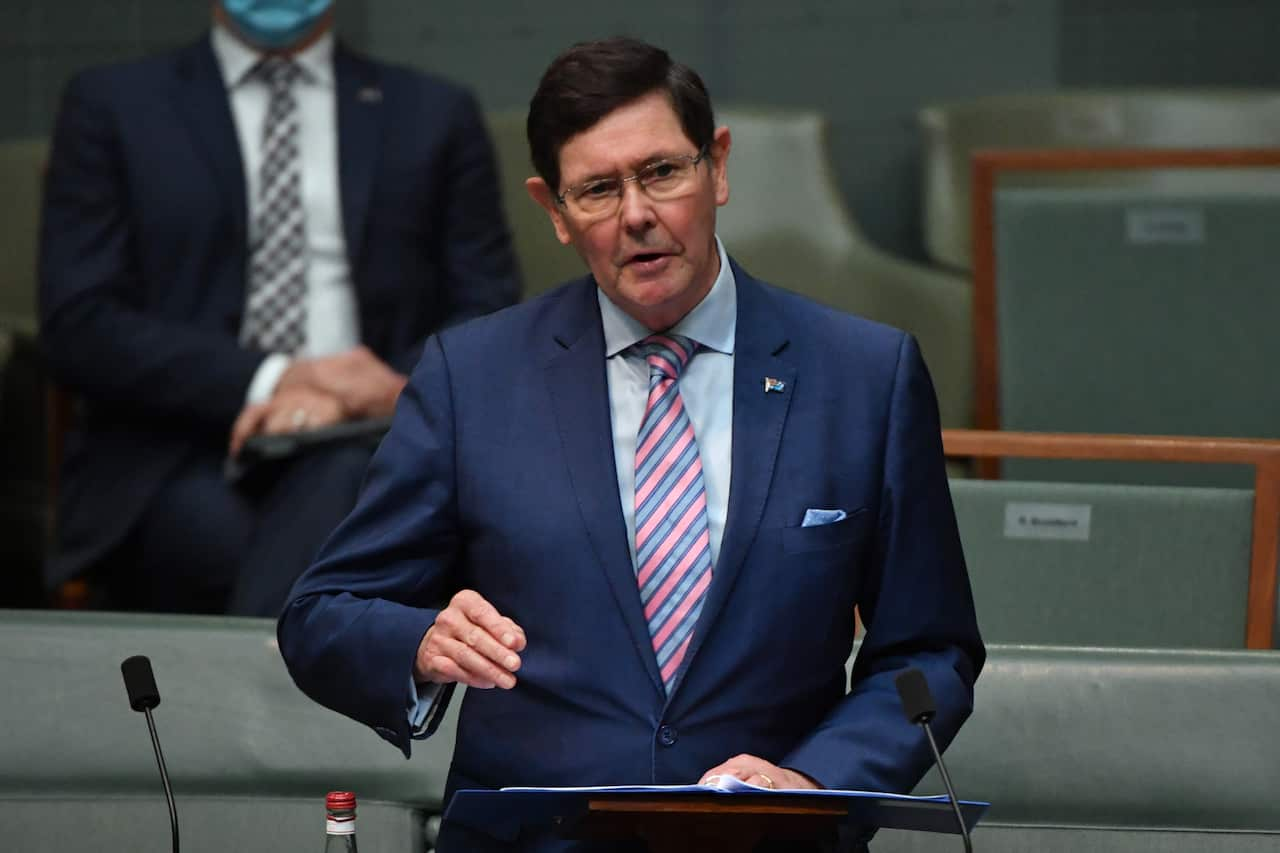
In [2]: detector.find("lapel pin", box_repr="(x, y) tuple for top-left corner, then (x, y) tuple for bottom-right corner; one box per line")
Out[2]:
(764, 377), (785, 394)
(358, 87), (383, 103)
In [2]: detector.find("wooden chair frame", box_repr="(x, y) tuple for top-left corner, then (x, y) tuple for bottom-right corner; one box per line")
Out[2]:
(942, 428), (1280, 649)
(970, 148), (1280, 477)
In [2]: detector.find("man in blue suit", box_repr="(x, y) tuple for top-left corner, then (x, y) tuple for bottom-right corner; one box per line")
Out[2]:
(39, 0), (518, 615)
(280, 37), (982, 852)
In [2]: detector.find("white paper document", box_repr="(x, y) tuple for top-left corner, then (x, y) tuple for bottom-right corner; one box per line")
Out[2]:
(502, 774), (952, 802)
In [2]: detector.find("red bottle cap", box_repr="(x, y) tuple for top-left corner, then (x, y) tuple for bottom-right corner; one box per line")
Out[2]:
(326, 791), (356, 812)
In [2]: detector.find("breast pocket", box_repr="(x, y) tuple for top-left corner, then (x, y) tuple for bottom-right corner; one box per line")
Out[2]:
(781, 507), (871, 556)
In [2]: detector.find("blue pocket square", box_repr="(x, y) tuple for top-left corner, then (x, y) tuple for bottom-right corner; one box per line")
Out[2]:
(801, 508), (847, 527)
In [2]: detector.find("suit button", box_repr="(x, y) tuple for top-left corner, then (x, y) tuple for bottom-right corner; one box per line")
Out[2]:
(658, 726), (678, 747)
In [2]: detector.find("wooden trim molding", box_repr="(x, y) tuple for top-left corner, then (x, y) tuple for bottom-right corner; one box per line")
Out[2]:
(943, 428), (1280, 650)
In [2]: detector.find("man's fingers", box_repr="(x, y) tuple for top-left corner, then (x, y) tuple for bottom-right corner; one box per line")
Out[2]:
(425, 655), (507, 691)
(424, 655), (501, 690)
(264, 404), (305, 435)
(437, 636), (516, 689)
(500, 618), (527, 652)
(229, 403), (270, 455)
(422, 655), (470, 686)
(457, 591), (527, 650)
(423, 591), (525, 688)
(309, 398), (344, 428)
(458, 623), (522, 675)
(699, 755), (760, 785)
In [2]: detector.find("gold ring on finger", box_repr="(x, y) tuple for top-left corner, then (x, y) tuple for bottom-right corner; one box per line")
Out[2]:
(756, 773), (775, 789)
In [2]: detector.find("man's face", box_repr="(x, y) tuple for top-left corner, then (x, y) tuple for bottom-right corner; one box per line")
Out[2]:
(528, 92), (731, 332)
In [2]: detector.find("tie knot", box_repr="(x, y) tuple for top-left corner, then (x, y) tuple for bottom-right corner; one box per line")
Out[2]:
(635, 334), (698, 380)
(255, 56), (303, 91)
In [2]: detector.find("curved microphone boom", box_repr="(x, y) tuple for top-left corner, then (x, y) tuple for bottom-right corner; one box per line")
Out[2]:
(122, 655), (180, 853)
(895, 668), (972, 853)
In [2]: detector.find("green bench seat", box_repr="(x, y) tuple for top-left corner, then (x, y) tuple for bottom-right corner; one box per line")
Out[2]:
(5, 611), (1278, 851)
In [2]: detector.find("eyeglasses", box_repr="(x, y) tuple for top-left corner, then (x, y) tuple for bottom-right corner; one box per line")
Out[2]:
(555, 146), (710, 220)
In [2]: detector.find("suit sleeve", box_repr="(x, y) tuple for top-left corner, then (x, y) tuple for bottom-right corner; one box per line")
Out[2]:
(780, 334), (985, 792)
(278, 333), (462, 757)
(388, 90), (519, 374)
(38, 74), (265, 428)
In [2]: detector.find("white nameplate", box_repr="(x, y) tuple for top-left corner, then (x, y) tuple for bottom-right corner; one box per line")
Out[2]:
(1125, 207), (1206, 245)
(1004, 502), (1092, 541)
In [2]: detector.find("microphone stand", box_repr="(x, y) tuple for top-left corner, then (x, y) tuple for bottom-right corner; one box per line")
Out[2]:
(142, 705), (180, 853)
(896, 667), (973, 852)
(919, 716), (971, 853)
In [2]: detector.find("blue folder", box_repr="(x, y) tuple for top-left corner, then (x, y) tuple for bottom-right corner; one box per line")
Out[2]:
(446, 784), (989, 842)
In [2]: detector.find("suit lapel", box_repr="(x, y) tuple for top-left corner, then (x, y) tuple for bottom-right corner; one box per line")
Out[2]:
(174, 39), (247, 251)
(333, 44), (384, 271)
(544, 283), (666, 697)
(677, 267), (795, 691)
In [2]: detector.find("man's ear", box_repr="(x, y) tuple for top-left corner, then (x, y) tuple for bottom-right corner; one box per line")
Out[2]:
(709, 126), (732, 207)
(525, 177), (573, 246)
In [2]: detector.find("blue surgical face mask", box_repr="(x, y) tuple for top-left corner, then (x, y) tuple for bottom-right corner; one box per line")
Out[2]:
(220, 0), (334, 50)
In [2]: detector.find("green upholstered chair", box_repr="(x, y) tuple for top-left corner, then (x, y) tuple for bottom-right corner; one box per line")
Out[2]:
(486, 107), (974, 427)
(942, 429), (1280, 650)
(712, 107), (971, 428)
(950, 478), (1256, 648)
(918, 90), (1280, 271)
(484, 110), (584, 303)
(886, 644), (1280, 852)
(0, 610), (460, 852)
(990, 182), (1280, 484)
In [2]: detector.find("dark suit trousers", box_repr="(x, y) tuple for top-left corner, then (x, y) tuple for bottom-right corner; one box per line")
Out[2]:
(105, 443), (372, 617)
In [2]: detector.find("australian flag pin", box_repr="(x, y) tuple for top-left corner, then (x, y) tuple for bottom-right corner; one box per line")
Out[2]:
(764, 376), (785, 394)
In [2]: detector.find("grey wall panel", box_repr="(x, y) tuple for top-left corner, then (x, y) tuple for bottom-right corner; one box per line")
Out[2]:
(1061, 0), (1280, 87)
(6, 0), (1276, 260)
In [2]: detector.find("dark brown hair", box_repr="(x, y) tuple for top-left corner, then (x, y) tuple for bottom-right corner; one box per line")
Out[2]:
(526, 37), (715, 193)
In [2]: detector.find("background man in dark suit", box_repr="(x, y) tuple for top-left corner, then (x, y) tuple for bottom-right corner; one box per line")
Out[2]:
(280, 37), (982, 852)
(38, 0), (518, 616)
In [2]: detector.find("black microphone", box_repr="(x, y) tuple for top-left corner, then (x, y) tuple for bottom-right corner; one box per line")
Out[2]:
(122, 655), (179, 853)
(895, 668), (972, 852)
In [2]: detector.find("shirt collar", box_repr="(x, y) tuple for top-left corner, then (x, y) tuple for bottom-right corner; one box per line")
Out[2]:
(599, 236), (737, 360)
(210, 23), (335, 90)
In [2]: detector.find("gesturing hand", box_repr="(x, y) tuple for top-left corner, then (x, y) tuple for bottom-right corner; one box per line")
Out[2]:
(415, 590), (526, 689)
(699, 754), (821, 791)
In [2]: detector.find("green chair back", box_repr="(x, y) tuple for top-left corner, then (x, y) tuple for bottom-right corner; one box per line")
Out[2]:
(994, 184), (1280, 486)
(949, 478), (1256, 647)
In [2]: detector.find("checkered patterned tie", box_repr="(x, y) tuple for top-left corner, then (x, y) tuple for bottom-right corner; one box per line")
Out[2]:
(242, 57), (306, 355)
(633, 334), (713, 693)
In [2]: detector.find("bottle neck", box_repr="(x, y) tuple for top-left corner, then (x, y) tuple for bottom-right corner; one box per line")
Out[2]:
(324, 813), (357, 853)
(323, 832), (357, 853)
(325, 818), (355, 836)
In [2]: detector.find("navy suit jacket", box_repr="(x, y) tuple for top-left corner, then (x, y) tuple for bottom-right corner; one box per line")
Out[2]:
(38, 37), (518, 586)
(279, 263), (984, 845)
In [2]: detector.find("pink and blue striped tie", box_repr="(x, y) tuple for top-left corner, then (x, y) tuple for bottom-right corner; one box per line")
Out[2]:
(633, 334), (713, 693)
